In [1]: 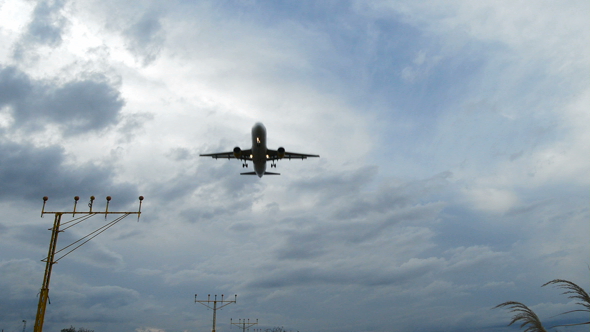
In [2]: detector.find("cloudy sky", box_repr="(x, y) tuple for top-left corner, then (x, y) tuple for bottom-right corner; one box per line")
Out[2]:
(0, 1), (588, 331)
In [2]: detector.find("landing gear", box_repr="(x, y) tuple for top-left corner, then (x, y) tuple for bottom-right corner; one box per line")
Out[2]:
(242, 162), (248, 168)
(270, 162), (277, 168)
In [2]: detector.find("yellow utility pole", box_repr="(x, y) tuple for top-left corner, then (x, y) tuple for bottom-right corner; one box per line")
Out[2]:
(33, 195), (144, 332)
(195, 294), (237, 332)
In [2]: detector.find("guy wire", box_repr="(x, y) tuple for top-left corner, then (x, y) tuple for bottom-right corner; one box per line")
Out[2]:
(54, 214), (130, 262)
(60, 213), (98, 231)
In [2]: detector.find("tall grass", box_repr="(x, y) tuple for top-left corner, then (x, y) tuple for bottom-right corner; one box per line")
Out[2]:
(494, 301), (548, 332)
(542, 279), (590, 327)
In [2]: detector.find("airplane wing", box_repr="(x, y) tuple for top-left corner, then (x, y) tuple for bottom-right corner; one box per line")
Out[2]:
(266, 149), (319, 160)
(200, 149), (253, 160)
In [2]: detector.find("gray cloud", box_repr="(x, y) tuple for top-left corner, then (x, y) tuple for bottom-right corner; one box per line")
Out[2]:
(124, 11), (165, 66)
(0, 66), (124, 135)
(238, 168), (450, 291)
(291, 168), (452, 221)
(42, 79), (124, 135)
(44, 283), (143, 328)
(145, 161), (265, 223)
(275, 231), (326, 260)
(116, 112), (154, 143)
(27, 0), (68, 46)
(0, 259), (42, 323)
(13, 0), (69, 59)
(0, 66), (31, 104)
(292, 165), (378, 199)
(273, 200), (443, 262)
(0, 141), (137, 203)
(71, 285), (140, 311)
(248, 256), (446, 289)
(0, 259), (42, 299)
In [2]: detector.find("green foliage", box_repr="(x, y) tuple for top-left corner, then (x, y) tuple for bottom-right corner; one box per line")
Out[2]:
(494, 301), (547, 332)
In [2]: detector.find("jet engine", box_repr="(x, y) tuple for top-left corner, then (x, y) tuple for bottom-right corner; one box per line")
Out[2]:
(277, 147), (285, 159)
(233, 147), (242, 158)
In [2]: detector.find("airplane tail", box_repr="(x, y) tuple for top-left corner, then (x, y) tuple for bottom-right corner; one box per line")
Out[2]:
(240, 172), (257, 175)
(264, 172), (280, 175)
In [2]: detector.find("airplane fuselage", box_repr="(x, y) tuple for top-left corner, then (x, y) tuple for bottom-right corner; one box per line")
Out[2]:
(251, 122), (267, 177)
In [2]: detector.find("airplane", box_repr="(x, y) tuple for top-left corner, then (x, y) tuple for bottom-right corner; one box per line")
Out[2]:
(200, 122), (319, 177)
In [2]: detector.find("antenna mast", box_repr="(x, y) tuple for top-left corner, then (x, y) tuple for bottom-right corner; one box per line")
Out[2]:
(34, 196), (144, 332)
(195, 294), (237, 332)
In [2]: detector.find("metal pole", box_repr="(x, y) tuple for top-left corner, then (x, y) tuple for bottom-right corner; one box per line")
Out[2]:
(231, 318), (258, 332)
(212, 296), (217, 332)
(195, 294), (237, 332)
(34, 213), (62, 332)
(33, 196), (143, 332)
